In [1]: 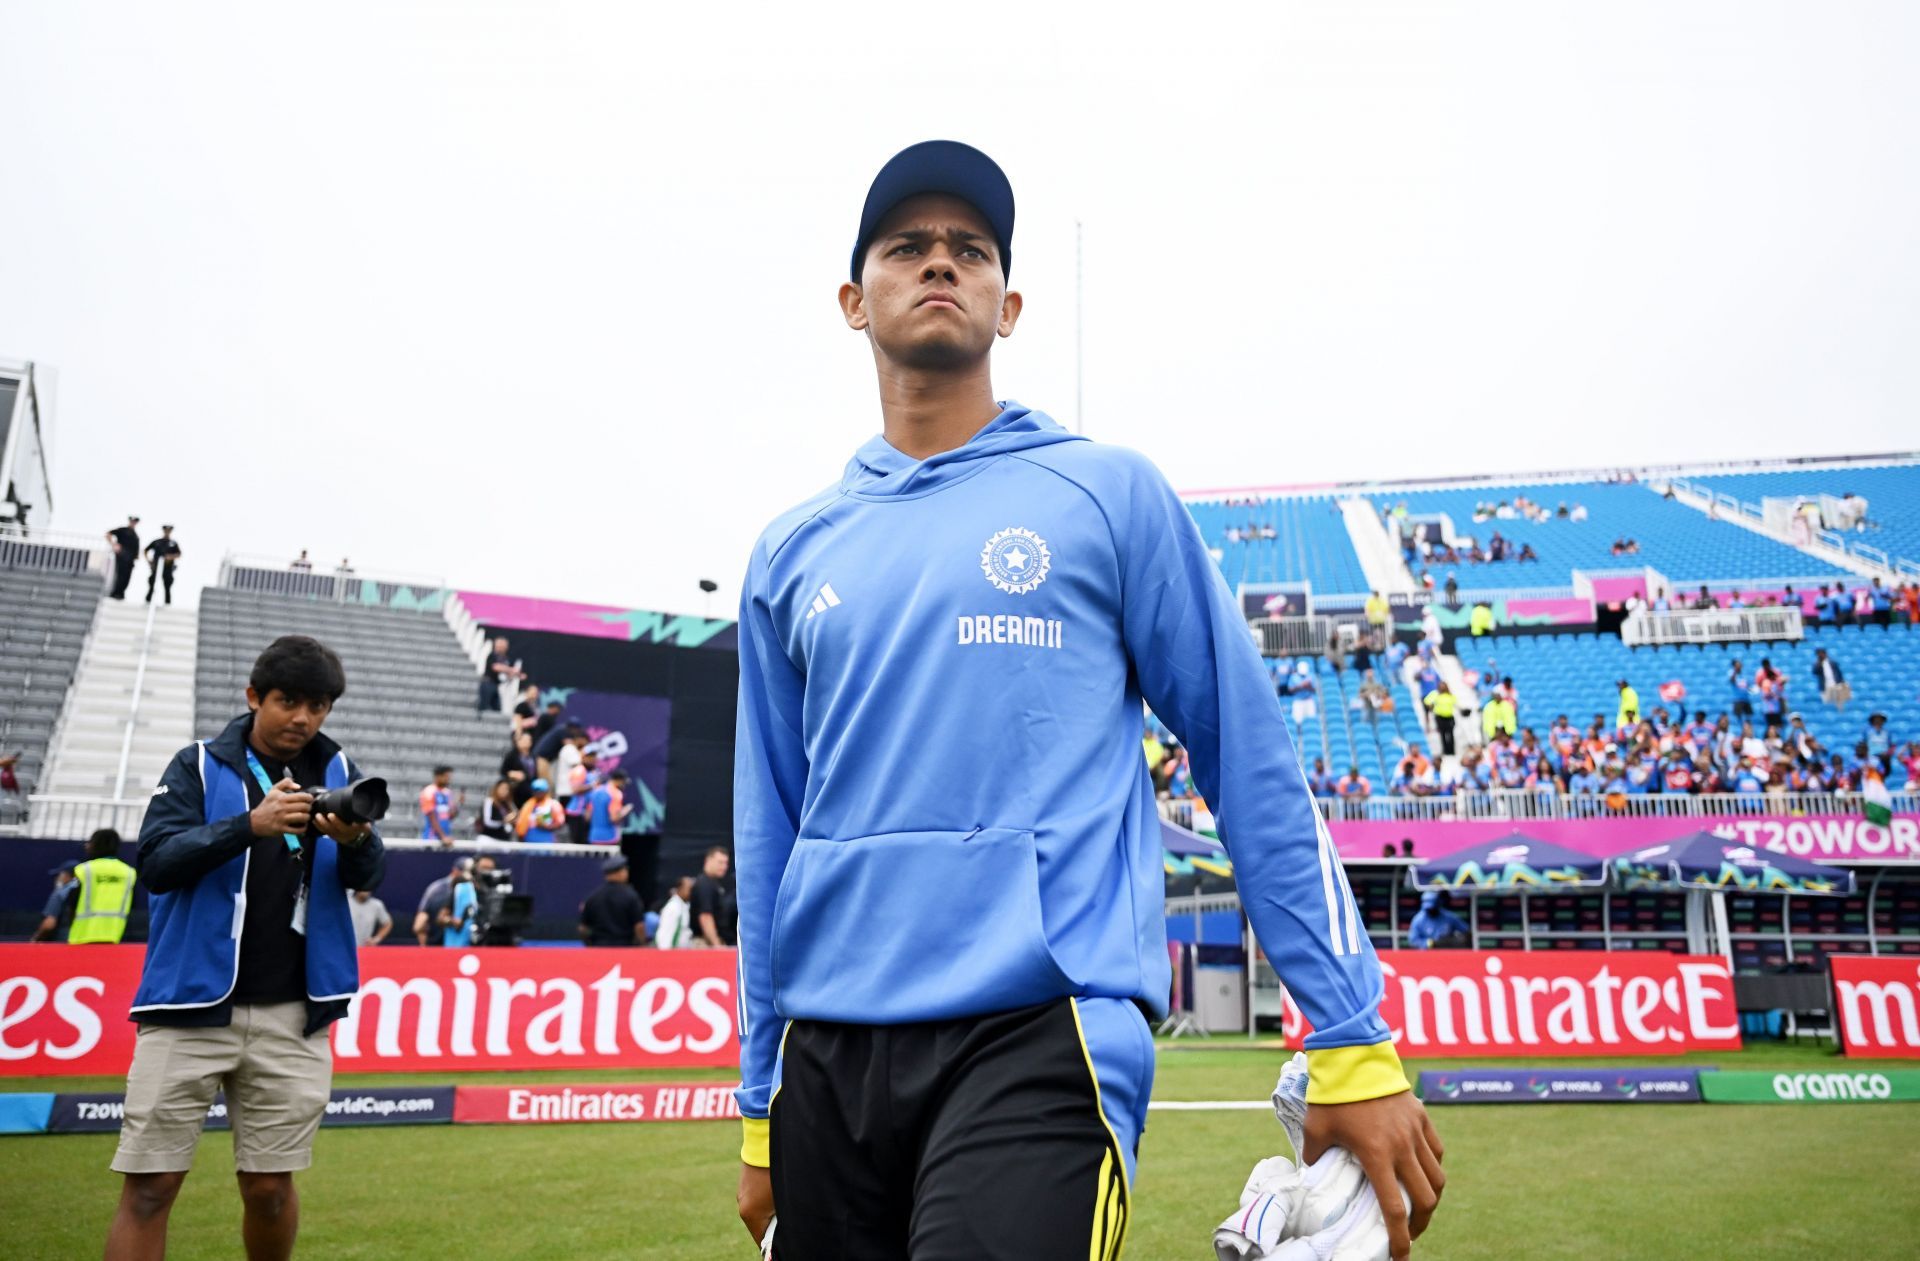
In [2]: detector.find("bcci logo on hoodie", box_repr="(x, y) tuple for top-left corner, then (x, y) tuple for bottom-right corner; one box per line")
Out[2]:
(980, 526), (1051, 595)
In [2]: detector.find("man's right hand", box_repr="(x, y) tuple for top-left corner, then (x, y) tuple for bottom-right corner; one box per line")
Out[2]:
(737, 1163), (774, 1248)
(249, 778), (312, 837)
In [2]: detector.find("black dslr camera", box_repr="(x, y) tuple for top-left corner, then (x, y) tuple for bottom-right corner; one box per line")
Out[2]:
(307, 778), (391, 825)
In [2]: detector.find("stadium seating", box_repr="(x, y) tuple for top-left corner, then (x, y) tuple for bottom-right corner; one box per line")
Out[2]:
(1681, 462), (1920, 567)
(1266, 656), (1416, 792)
(0, 567), (101, 806)
(194, 589), (508, 828)
(1185, 496), (1369, 593)
(1371, 481), (1845, 585)
(1452, 622), (1917, 773)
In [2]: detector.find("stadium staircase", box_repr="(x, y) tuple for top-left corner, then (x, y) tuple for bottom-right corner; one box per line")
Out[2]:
(1340, 496), (1417, 594)
(195, 588), (508, 829)
(42, 598), (198, 799)
(0, 567), (101, 817)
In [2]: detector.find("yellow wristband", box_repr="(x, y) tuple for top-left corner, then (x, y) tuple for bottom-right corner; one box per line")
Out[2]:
(1304, 1042), (1411, 1105)
(740, 1116), (771, 1168)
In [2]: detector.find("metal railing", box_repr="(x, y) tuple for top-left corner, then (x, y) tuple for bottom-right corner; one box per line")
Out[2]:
(0, 529), (109, 577)
(1622, 605), (1803, 647)
(1251, 615), (1335, 657)
(217, 553), (448, 612)
(4, 795), (151, 840)
(1159, 791), (1918, 831)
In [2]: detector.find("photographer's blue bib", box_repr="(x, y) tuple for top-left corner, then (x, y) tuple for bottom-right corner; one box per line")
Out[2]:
(131, 737), (363, 1014)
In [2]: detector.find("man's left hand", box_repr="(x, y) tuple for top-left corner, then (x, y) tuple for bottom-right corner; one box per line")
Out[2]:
(313, 813), (373, 846)
(1302, 1089), (1444, 1261)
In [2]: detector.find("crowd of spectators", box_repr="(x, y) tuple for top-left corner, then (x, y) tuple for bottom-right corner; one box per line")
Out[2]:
(1147, 627), (1916, 819)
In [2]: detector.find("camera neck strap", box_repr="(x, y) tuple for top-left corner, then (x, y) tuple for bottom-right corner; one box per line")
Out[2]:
(244, 748), (303, 855)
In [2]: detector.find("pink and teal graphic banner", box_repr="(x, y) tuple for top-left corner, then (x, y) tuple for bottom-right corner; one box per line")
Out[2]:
(460, 591), (735, 649)
(1331, 813), (1919, 863)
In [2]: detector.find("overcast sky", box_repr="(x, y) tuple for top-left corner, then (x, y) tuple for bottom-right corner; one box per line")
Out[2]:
(4, 2), (1916, 615)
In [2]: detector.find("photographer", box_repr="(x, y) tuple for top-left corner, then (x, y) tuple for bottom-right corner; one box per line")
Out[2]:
(105, 636), (385, 1261)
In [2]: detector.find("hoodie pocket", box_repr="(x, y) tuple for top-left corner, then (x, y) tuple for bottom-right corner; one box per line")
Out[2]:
(769, 827), (1071, 1023)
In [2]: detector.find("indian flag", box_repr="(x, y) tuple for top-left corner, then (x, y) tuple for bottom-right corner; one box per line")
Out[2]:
(1863, 767), (1894, 828)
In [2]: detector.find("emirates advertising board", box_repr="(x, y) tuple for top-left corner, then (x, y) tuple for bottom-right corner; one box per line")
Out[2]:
(1829, 955), (1920, 1059)
(1278, 951), (1743, 1057)
(0, 946), (738, 1077)
(1, 946), (1747, 1073)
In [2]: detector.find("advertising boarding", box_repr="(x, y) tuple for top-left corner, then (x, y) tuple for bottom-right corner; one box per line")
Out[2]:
(1279, 950), (1742, 1057)
(0, 945), (738, 1077)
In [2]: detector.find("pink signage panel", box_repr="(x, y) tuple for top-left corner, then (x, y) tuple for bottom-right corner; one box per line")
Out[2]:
(458, 590), (636, 640)
(1328, 813), (1919, 863)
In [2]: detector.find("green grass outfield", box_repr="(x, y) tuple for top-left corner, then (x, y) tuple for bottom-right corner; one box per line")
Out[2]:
(3, 1042), (1915, 1260)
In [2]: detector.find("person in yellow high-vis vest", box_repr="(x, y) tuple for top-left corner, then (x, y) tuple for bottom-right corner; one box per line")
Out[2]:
(68, 829), (137, 944)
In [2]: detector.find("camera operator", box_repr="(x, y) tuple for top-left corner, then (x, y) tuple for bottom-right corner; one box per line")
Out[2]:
(105, 636), (386, 1261)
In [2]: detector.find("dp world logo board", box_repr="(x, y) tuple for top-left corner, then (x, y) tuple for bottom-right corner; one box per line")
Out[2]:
(1419, 1068), (1701, 1104)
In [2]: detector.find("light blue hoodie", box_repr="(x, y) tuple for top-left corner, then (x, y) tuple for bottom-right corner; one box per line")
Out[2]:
(733, 404), (1399, 1137)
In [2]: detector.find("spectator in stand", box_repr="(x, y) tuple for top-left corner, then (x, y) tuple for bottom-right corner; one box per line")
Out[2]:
(1305, 757), (1335, 797)
(1407, 891), (1469, 950)
(516, 779), (566, 843)
(290, 549), (312, 572)
(1516, 544), (1538, 563)
(0, 752), (23, 821)
(1357, 670), (1394, 722)
(1899, 742), (1920, 790)
(512, 684), (542, 736)
(349, 889), (391, 946)
(691, 847), (737, 946)
(417, 767), (459, 843)
(1285, 662), (1317, 726)
(477, 780), (517, 841)
(579, 855), (648, 947)
(1754, 659), (1787, 727)
(1364, 591), (1390, 644)
(106, 515), (141, 600)
(655, 876), (697, 948)
(1814, 648), (1850, 712)
(1727, 659), (1754, 722)
(1334, 766), (1371, 819)
(1731, 757), (1767, 797)
(413, 857), (466, 945)
(1614, 680), (1640, 732)
(1420, 605), (1443, 649)
(440, 865), (477, 946)
(477, 637), (523, 714)
(1869, 578), (1895, 626)
(532, 698), (564, 745)
(565, 748), (604, 843)
(1651, 588), (1671, 613)
(1481, 692), (1517, 742)
(32, 859), (79, 941)
(585, 770), (630, 844)
(500, 731), (538, 804)
(1424, 684), (1459, 756)
(549, 726), (587, 824)
(1864, 714), (1894, 773)
(143, 525), (182, 605)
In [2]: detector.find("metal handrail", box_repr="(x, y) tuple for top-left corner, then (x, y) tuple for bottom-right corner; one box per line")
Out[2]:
(1157, 791), (1918, 834)
(112, 598), (161, 798)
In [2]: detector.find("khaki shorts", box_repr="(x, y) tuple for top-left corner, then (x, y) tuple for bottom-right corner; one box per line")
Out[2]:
(111, 1002), (332, 1175)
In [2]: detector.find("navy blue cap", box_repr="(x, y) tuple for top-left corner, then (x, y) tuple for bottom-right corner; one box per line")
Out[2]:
(851, 140), (1014, 282)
